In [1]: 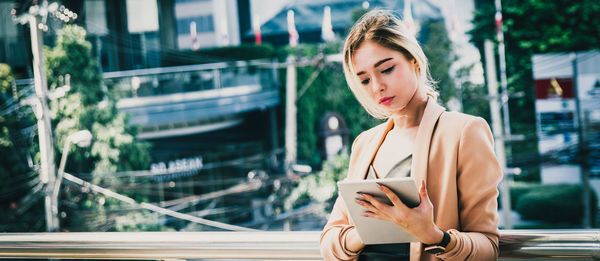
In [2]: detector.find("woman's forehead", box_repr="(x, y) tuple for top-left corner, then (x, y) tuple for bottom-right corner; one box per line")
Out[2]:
(352, 41), (406, 71)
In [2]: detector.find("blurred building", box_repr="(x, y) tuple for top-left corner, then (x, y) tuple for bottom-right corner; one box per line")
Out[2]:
(0, 0), (252, 75)
(0, 0), (279, 214)
(244, 0), (443, 46)
(532, 51), (600, 203)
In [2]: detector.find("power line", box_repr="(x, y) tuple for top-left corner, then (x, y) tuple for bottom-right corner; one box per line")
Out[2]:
(533, 52), (597, 78)
(61, 171), (258, 231)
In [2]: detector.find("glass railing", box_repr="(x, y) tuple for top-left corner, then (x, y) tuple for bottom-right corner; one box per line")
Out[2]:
(0, 230), (598, 260)
(103, 59), (279, 99)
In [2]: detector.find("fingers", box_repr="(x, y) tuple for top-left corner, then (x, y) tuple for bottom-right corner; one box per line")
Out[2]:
(355, 193), (389, 212)
(355, 196), (387, 221)
(376, 183), (409, 211)
(362, 210), (385, 220)
(354, 197), (377, 213)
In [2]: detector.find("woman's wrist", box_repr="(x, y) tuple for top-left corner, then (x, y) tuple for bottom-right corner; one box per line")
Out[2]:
(421, 226), (444, 245)
(345, 227), (365, 253)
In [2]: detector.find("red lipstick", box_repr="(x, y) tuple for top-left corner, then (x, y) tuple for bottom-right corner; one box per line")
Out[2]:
(379, 96), (394, 105)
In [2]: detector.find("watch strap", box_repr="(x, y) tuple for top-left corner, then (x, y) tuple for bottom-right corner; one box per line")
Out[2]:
(438, 230), (451, 248)
(424, 230), (450, 248)
(423, 230), (451, 254)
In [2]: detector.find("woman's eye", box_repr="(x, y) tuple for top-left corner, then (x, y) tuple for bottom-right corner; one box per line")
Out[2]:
(381, 66), (395, 74)
(361, 78), (370, 85)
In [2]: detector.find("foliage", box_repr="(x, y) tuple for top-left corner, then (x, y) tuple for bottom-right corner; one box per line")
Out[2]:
(454, 64), (491, 121)
(0, 64), (14, 93)
(469, 0), (600, 180)
(284, 154), (349, 211)
(351, 7), (370, 23)
(114, 212), (174, 232)
(0, 64), (44, 232)
(508, 182), (538, 210)
(44, 25), (152, 231)
(420, 20), (456, 107)
(515, 183), (597, 225)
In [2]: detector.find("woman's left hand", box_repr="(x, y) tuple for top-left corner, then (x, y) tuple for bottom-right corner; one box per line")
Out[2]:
(354, 180), (444, 245)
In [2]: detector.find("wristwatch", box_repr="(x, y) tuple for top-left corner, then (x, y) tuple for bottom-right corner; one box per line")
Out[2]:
(423, 230), (451, 254)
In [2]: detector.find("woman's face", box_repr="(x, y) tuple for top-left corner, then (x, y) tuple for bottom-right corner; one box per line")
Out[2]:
(352, 41), (419, 114)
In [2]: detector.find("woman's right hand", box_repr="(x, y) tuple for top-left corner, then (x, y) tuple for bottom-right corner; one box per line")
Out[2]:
(345, 227), (366, 253)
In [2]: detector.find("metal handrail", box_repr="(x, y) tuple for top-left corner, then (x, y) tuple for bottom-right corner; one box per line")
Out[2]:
(102, 59), (275, 79)
(0, 230), (598, 260)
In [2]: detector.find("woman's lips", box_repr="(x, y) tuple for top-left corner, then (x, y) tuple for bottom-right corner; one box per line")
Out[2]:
(379, 96), (394, 105)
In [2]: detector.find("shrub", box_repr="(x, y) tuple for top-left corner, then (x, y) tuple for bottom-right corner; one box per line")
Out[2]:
(509, 182), (540, 209)
(284, 154), (349, 211)
(515, 184), (597, 224)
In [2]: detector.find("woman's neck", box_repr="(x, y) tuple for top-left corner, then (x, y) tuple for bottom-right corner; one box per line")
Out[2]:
(389, 89), (428, 131)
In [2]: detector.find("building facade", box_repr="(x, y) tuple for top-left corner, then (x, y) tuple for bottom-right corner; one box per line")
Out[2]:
(0, 0), (251, 76)
(532, 51), (600, 202)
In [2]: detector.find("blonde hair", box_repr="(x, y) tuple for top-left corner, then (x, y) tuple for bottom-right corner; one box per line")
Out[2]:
(343, 9), (439, 119)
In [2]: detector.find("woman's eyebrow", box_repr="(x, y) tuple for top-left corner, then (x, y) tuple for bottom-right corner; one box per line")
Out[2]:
(374, 57), (393, 68)
(356, 57), (394, 76)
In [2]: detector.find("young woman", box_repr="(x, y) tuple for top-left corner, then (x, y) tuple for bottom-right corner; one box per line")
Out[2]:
(320, 10), (502, 261)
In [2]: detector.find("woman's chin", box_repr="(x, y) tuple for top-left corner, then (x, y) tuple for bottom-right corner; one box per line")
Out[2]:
(384, 104), (409, 115)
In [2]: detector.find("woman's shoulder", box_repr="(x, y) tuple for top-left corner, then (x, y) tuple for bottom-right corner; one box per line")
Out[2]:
(437, 111), (492, 139)
(440, 111), (489, 129)
(440, 110), (481, 123)
(438, 111), (495, 148)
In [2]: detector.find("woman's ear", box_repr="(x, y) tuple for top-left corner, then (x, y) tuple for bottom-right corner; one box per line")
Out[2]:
(413, 59), (420, 72)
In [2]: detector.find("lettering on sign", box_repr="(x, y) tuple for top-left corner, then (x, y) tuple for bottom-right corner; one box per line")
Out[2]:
(150, 156), (203, 182)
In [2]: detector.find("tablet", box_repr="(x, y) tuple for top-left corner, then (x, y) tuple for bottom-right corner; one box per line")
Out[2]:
(337, 177), (421, 244)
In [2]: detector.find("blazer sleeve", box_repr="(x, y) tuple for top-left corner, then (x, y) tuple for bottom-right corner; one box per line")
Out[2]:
(320, 132), (367, 260)
(437, 117), (502, 261)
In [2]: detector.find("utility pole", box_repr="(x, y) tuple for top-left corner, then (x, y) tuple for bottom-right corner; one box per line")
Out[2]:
(29, 12), (58, 232)
(494, 0), (512, 147)
(14, 1), (76, 232)
(285, 55), (297, 177)
(571, 53), (592, 228)
(485, 40), (512, 229)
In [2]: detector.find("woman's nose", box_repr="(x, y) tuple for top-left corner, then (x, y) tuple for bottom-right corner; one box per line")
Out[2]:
(371, 77), (385, 93)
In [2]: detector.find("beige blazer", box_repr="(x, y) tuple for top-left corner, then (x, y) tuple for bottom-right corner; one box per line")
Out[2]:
(320, 98), (502, 260)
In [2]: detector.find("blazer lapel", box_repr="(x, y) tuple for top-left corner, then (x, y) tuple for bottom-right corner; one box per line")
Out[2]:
(410, 97), (445, 184)
(356, 119), (394, 180)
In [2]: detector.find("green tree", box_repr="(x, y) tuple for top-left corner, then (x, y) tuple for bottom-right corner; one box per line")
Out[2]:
(351, 7), (370, 23)
(284, 154), (349, 213)
(469, 0), (600, 180)
(454, 64), (491, 121)
(0, 64), (45, 232)
(44, 25), (152, 231)
(421, 20), (457, 107)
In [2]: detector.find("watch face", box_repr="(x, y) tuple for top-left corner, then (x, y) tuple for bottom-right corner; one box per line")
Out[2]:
(424, 246), (446, 254)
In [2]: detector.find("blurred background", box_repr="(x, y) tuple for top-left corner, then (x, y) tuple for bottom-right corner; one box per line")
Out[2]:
(0, 0), (599, 235)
